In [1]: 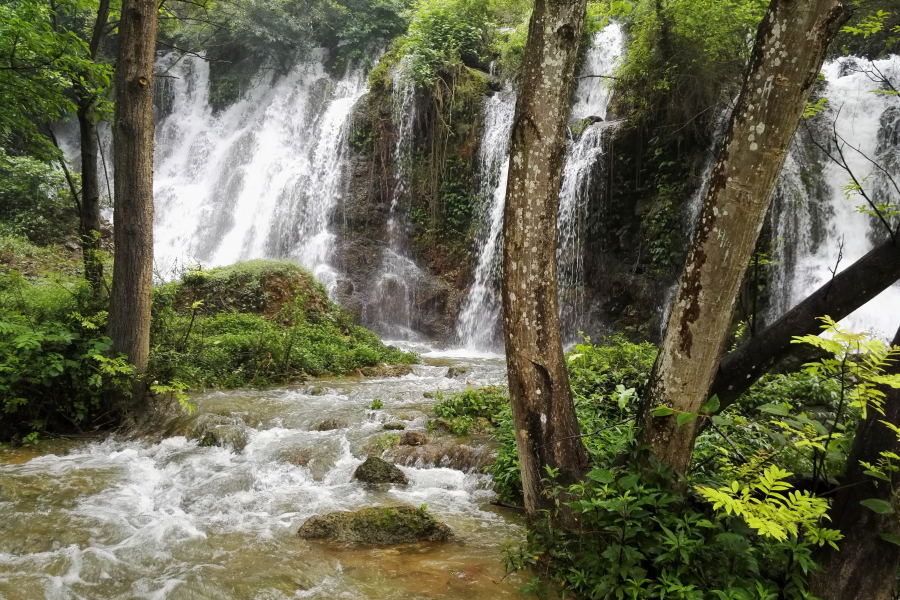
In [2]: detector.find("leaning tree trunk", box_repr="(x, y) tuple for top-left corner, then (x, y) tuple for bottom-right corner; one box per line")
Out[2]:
(810, 325), (900, 600)
(637, 0), (851, 474)
(108, 0), (158, 410)
(77, 0), (111, 297)
(710, 236), (900, 411)
(501, 0), (589, 517)
(77, 96), (105, 295)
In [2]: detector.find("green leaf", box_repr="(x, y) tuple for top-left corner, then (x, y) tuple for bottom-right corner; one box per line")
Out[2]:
(619, 474), (640, 490)
(711, 415), (733, 427)
(860, 498), (895, 514)
(587, 468), (615, 484)
(677, 412), (698, 426)
(881, 533), (900, 547)
(651, 406), (675, 417)
(758, 403), (790, 416)
(700, 395), (720, 413)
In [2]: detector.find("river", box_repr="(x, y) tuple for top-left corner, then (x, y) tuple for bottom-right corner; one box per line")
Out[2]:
(0, 346), (527, 599)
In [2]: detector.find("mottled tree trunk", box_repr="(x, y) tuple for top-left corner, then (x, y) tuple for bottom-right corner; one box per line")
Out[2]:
(78, 96), (105, 295)
(108, 0), (158, 409)
(711, 237), (900, 410)
(77, 0), (111, 297)
(810, 325), (900, 600)
(637, 0), (851, 474)
(501, 0), (589, 516)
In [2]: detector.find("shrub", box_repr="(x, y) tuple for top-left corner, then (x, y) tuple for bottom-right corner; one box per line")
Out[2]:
(432, 385), (509, 434)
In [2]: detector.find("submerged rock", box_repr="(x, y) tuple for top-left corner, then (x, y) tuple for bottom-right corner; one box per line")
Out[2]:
(297, 506), (452, 544)
(353, 456), (408, 484)
(400, 431), (429, 446)
(315, 418), (348, 431)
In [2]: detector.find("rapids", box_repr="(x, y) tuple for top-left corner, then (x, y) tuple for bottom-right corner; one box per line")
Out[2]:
(0, 348), (527, 599)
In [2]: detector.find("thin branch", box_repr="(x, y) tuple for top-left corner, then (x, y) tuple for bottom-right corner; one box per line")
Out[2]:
(824, 235), (844, 300)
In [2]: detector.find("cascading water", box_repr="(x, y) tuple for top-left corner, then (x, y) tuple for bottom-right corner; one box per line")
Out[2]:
(367, 71), (425, 339)
(455, 23), (624, 350)
(455, 86), (516, 350)
(153, 52), (365, 287)
(767, 55), (900, 339)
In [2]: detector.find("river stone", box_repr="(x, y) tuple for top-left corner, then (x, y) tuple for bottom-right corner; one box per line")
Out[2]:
(383, 422), (406, 431)
(186, 414), (249, 452)
(359, 364), (414, 377)
(446, 366), (469, 379)
(400, 431), (429, 446)
(297, 506), (452, 544)
(353, 456), (408, 484)
(316, 418), (348, 431)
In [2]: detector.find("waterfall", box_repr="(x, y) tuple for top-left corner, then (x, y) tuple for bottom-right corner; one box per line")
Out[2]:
(455, 86), (516, 349)
(768, 55), (900, 340)
(455, 23), (624, 350)
(152, 52), (365, 285)
(366, 70), (425, 339)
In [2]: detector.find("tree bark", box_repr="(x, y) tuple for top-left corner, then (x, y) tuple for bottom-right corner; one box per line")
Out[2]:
(108, 0), (158, 409)
(637, 0), (852, 475)
(77, 0), (111, 297)
(810, 326), (900, 600)
(711, 237), (900, 411)
(501, 0), (589, 518)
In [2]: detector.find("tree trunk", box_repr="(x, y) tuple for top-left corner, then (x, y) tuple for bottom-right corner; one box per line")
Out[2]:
(810, 325), (900, 600)
(77, 95), (105, 295)
(108, 0), (158, 410)
(501, 0), (589, 517)
(637, 0), (852, 475)
(77, 0), (111, 297)
(711, 236), (900, 411)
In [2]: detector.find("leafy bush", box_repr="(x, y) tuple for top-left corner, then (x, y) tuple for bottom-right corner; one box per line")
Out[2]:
(432, 385), (509, 434)
(0, 149), (77, 245)
(0, 271), (131, 441)
(149, 260), (417, 388)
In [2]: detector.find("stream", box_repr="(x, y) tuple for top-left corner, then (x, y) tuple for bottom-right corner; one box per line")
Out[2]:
(0, 346), (528, 599)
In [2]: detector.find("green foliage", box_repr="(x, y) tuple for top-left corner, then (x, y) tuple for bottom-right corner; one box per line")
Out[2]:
(0, 148), (76, 245)
(149, 260), (416, 389)
(375, 431), (400, 450)
(432, 385), (508, 434)
(0, 271), (132, 440)
(370, 398), (384, 409)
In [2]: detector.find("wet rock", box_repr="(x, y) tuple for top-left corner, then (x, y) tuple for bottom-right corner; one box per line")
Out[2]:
(422, 391), (435, 399)
(383, 422), (406, 431)
(446, 366), (469, 379)
(387, 441), (496, 473)
(316, 418), (348, 431)
(358, 364), (414, 378)
(353, 456), (408, 484)
(278, 438), (344, 480)
(400, 431), (429, 446)
(185, 413), (249, 452)
(297, 506), (452, 544)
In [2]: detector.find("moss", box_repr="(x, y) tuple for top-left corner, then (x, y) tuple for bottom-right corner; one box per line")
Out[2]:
(297, 506), (453, 544)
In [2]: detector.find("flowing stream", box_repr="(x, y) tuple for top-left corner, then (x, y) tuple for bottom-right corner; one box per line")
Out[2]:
(0, 349), (526, 599)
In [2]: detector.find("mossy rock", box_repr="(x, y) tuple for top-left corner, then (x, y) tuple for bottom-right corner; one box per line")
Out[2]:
(316, 419), (348, 431)
(297, 506), (452, 544)
(446, 366), (469, 379)
(359, 364), (414, 378)
(400, 431), (429, 446)
(383, 422), (406, 431)
(353, 456), (408, 484)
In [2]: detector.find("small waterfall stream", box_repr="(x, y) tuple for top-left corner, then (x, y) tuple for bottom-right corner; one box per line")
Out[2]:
(153, 53), (365, 285)
(768, 55), (900, 339)
(456, 23), (624, 350)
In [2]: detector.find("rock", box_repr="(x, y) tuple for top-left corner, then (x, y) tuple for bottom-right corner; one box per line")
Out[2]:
(353, 456), (408, 484)
(186, 414), (249, 452)
(64, 240), (80, 252)
(383, 422), (406, 431)
(359, 364), (413, 378)
(297, 506), (452, 544)
(446, 366), (469, 379)
(387, 441), (496, 473)
(400, 431), (429, 447)
(422, 391), (435, 399)
(315, 418), (348, 431)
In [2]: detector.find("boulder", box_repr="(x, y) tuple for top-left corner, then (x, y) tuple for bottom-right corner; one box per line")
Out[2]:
(446, 366), (469, 379)
(297, 506), (452, 544)
(383, 422), (406, 431)
(352, 456), (408, 484)
(359, 364), (414, 378)
(400, 431), (429, 446)
(186, 413), (249, 452)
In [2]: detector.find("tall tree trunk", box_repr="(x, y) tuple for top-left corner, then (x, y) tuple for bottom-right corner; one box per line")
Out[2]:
(637, 0), (851, 475)
(810, 325), (900, 600)
(77, 0), (111, 297)
(501, 0), (589, 517)
(78, 96), (105, 295)
(108, 0), (158, 410)
(711, 236), (900, 411)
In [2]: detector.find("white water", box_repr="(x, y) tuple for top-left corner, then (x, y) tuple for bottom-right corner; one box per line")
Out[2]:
(0, 353), (525, 599)
(768, 56), (900, 340)
(153, 53), (365, 285)
(456, 23), (624, 350)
